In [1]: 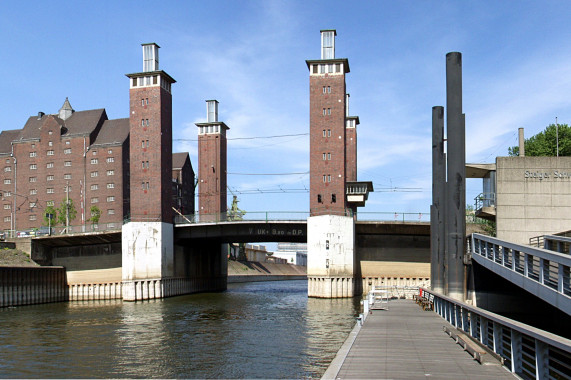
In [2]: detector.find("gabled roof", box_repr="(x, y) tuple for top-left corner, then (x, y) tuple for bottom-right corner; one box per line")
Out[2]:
(172, 152), (190, 170)
(0, 129), (22, 154)
(91, 118), (129, 147)
(16, 109), (106, 141)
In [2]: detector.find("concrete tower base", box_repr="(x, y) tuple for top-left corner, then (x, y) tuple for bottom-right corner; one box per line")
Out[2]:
(307, 215), (357, 298)
(122, 221), (176, 301)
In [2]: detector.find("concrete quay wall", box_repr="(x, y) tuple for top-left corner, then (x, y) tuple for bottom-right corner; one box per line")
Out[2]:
(0, 266), (68, 307)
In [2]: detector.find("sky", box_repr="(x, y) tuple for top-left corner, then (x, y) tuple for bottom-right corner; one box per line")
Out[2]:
(2, 1), (571, 222)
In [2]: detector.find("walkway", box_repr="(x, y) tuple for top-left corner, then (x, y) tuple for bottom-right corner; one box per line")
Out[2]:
(327, 300), (516, 379)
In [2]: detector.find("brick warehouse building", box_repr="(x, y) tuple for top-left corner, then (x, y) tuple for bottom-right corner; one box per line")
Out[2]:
(0, 45), (194, 235)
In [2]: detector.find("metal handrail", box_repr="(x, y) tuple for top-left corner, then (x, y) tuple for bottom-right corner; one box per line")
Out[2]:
(471, 233), (571, 314)
(422, 287), (571, 379)
(475, 192), (496, 209)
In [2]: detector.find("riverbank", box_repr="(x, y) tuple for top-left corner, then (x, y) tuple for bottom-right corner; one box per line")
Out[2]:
(227, 260), (306, 283)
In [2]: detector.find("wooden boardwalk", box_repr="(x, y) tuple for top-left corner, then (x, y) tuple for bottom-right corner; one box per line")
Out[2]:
(325, 300), (516, 379)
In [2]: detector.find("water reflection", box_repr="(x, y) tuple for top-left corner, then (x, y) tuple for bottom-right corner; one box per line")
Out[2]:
(0, 280), (359, 378)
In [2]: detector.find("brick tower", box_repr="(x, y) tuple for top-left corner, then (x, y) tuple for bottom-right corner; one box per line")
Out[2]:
(306, 30), (350, 216)
(126, 43), (175, 222)
(195, 100), (229, 221)
(122, 43), (177, 301)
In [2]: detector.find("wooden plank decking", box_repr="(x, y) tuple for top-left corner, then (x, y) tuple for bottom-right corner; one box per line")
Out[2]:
(325, 299), (516, 379)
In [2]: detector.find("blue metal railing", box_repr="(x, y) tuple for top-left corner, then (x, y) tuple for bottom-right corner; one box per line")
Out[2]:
(422, 287), (571, 379)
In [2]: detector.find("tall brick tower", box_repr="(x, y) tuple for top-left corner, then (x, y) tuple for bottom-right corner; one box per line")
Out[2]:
(122, 43), (177, 301)
(306, 30), (349, 216)
(195, 100), (229, 220)
(126, 43), (175, 222)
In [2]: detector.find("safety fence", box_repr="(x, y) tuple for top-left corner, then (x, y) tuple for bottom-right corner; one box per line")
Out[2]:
(422, 288), (571, 379)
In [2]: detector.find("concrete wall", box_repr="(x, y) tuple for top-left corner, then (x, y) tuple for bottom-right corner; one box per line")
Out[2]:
(52, 243), (121, 270)
(496, 156), (571, 244)
(0, 266), (67, 307)
(356, 230), (431, 296)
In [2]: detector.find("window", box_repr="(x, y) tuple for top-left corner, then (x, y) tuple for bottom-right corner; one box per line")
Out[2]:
(4, 166), (11, 172)
(30, 189), (37, 195)
(312, 65), (318, 74)
(317, 194), (322, 203)
(142, 182), (149, 190)
(65, 141), (70, 145)
(327, 153), (331, 160)
(107, 170), (114, 176)
(29, 215), (36, 221)
(108, 149), (113, 154)
(142, 161), (149, 169)
(91, 184), (98, 191)
(107, 223), (116, 229)
(4, 216), (10, 222)
(48, 141), (53, 146)
(30, 152), (37, 157)
(29, 202), (36, 208)
(335, 63), (341, 73)
(91, 158), (98, 164)
(47, 175), (54, 181)
(47, 188), (54, 194)
(106, 157), (114, 163)
(108, 209), (115, 215)
(322, 30), (334, 59)
(322, 129), (326, 137)
(327, 108), (331, 115)
(323, 86), (327, 94)
(332, 194), (336, 203)
(91, 198), (99, 204)
(107, 183), (114, 189)
(64, 148), (71, 154)
(141, 119), (149, 127)
(3, 204), (10, 209)
(64, 174), (72, 180)
(323, 175), (326, 183)
(323, 108), (326, 116)
(47, 201), (54, 206)
(132, 78), (137, 87)
(64, 161), (72, 167)
(327, 129), (331, 137)
(92, 150), (97, 155)
(327, 86), (331, 93)
(31, 144), (35, 149)
(47, 150), (54, 156)
(29, 177), (36, 183)
(3, 179), (10, 185)
(29, 164), (37, 170)
(91, 171), (98, 178)
(47, 162), (54, 168)
(328, 175), (331, 182)
(107, 196), (115, 202)
(49, 130), (53, 135)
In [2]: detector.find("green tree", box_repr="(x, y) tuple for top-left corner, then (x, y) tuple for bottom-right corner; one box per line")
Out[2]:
(43, 205), (58, 227)
(89, 205), (101, 225)
(227, 195), (246, 221)
(509, 124), (571, 156)
(57, 198), (77, 226)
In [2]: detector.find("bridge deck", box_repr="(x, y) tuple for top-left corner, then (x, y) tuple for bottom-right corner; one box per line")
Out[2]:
(328, 300), (515, 379)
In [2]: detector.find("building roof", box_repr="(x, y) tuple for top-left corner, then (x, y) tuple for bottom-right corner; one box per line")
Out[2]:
(466, 163), (496, 178)
(172, 152), (190, 170)
(17, 108), (107, 141)
(91, 118), (129, 147)
(0, 129), (22, 154)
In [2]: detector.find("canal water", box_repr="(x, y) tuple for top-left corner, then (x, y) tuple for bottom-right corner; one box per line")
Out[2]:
(0, 280), (360, 378)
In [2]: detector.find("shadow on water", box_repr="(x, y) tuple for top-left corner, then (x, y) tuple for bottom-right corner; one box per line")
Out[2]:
(0, 280), (360, 379)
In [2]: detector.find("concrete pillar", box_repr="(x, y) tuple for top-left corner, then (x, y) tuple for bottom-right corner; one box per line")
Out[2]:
(431, 106), (446, 294)
(518, 127), (525, 157)
(307, 215), (356, 298)
(445, 52), (466, 301)
(122, 222), (174, 301)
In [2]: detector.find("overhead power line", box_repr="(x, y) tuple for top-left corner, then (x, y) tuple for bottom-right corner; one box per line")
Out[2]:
(228, 171), (309, 176)
(174, 132), (308, 142)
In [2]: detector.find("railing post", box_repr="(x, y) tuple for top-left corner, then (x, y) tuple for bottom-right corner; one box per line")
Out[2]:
(480, 317), (488, 347)
(470, 313), (478, 340)
(524, 253), (529, 278)
(539, 258), (545, 285)
(557, 263), (565, 294)
(501, 246), (506, 266)
(493, 321), (501, 355)
(535, 340), (549, 380)
(462, 307), (469, 332)
(511, 330), (522, 374)
(512, 249), (517, 272)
